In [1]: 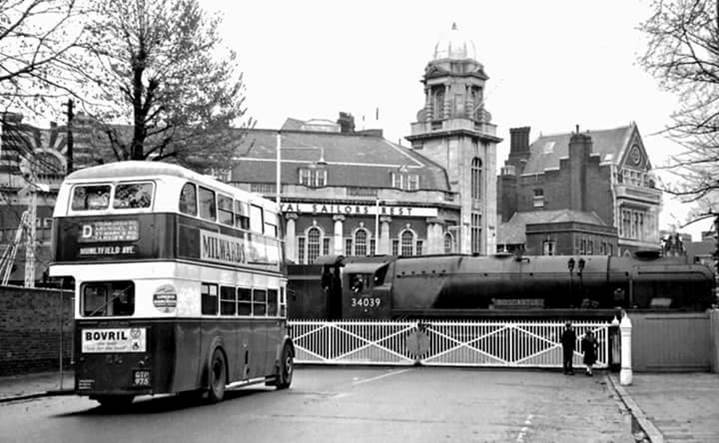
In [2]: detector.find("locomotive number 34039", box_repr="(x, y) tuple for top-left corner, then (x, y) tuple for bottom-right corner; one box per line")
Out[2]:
(351, 297), (382, 308)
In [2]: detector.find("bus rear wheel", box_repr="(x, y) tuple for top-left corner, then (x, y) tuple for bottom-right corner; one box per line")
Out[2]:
(95, 395), (134, 410)
(276, 344), (294, 390)
(207, 348), (227, 403)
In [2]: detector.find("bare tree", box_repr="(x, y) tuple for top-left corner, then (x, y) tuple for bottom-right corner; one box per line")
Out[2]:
(76, 0), (253, 173)
(639, 0), (719, 220)
(0, 0), (83, 119)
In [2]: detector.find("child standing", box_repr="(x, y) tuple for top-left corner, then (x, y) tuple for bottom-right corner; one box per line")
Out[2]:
(581, 330), (599, 376)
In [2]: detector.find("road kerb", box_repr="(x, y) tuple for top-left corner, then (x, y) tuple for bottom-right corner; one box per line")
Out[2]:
(606, 374), (664, 443)
(0, 389), (74, 404)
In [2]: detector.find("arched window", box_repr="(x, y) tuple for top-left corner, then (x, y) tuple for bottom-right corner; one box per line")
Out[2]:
(307, 227), (321, 264)
(444, 232), (455, 254)
(471, 157), (482, 200)
(401, 230), (414, 256)
(432, 86), (445, 120)
(354, 229), (368, 256)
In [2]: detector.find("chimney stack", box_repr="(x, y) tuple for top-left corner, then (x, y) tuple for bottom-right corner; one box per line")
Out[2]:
(337, 112), (355, 133)
(507, 127), (531, 173)
(568, 131), (593, 211)
(510, 127), (530, 154)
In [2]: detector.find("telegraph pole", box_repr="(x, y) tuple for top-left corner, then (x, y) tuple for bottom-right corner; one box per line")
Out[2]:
(65, 99), (74, 174)
(714, 213), (719, 277)
(23, 184), (36, 288)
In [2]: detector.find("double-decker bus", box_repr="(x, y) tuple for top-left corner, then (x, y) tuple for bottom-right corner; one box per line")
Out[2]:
(49, 161), (294, 408)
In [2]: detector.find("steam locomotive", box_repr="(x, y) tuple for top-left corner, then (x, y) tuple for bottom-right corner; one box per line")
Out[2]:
(287, 252), (717, 320)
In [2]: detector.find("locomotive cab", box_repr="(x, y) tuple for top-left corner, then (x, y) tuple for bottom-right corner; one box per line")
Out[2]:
(341, 261), (392, 318)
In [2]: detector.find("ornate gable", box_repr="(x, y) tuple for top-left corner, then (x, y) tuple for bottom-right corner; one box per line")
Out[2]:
(618, 124), (651, 173)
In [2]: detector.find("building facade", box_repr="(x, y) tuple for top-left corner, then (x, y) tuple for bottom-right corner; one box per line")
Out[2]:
(232, 24), (500, 263)
(231, 122), (461, 264)
(497, 123), (662, 256)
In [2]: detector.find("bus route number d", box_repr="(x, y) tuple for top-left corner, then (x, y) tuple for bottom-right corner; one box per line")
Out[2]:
(81, 224), (93, 239)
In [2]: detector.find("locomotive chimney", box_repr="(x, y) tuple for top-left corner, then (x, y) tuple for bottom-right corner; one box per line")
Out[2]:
(568, 130), (593, 212)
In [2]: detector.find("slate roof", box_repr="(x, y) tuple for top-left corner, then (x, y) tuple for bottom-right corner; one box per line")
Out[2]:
(232, 128), (450, 191)
(522, 124), (635, 175)
(497, 209), (608, 244)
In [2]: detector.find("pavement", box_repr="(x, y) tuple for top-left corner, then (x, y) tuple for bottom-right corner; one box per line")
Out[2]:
(1, 369), (718, 442)
(608, 372), (719, 442)
(0, 370), (74, 402)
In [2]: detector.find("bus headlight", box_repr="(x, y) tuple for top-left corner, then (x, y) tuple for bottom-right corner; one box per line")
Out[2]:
(153, 284), (177, 313)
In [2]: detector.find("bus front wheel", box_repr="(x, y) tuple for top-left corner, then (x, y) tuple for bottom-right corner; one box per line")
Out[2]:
(207, 348), (227, 403)
(276, 344), (294, 390)
(95, 395), (134, 410)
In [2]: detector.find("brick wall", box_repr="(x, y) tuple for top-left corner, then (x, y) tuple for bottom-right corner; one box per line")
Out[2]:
(0, 286), (73, 376)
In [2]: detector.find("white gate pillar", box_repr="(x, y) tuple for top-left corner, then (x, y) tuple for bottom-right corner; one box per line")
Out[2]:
(620, 313), (633, 386)
(284, 213), (297, 263)
(333, 215), (345, 255)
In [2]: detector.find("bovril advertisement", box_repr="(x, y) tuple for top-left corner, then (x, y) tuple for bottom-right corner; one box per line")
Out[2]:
(81, 328), (146, 353)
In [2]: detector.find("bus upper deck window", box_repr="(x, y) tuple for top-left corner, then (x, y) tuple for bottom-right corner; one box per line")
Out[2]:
(234, 201), (250, 230)
(218, 195), (233, 226)
(179, 183), (197, 216)
(72, 185), (111, 210)
(114, 182), (153, 209)
(249, 205), (264, 233)
(264, 212), (278, 237)
(199, 186), (216, 221)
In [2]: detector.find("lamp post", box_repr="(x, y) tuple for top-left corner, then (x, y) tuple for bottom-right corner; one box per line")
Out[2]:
(275, 132), (281, 206)
(375, 198), (381, 246)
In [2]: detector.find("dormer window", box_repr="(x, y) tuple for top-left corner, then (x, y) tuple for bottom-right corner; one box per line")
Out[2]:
(391, 172), (420, 190)
(298, 167), (327, 187)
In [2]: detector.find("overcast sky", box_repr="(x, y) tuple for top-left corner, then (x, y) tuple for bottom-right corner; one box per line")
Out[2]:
(200, 0), (714, 240)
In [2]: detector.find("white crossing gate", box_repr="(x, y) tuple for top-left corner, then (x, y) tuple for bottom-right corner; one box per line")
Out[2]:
(289, 320), (611, 368)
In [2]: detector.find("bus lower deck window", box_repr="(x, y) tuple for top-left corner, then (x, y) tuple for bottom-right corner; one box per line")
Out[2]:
(237, 288), (252, 315)
(201, 283), (218, 315)
(82, 281), (134, 317)
(253, 289), (267, 316)
(268, 289), (278, 316)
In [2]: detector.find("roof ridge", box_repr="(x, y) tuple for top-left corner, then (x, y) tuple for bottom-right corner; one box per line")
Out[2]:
(533, 124), (634, 141)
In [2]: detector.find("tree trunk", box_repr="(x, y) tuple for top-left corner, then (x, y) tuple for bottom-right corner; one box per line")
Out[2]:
(131, 50), (146, 160)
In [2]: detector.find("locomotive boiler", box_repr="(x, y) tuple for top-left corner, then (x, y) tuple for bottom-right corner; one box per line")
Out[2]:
(287, 253), (716, 320)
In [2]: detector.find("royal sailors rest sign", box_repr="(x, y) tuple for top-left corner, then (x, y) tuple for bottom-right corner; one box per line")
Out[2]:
(280, 203), (438, 218)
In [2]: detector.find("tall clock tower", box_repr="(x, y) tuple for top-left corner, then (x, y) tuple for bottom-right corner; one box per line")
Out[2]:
(406, 24), (501, 255)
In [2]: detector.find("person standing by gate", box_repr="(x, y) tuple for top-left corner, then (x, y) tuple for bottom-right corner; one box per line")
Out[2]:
(561, 322), (576, 375)
(581, 330), (599, 376)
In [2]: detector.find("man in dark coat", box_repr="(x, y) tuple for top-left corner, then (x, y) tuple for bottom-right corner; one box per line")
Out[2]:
(560, 322), (576, 375)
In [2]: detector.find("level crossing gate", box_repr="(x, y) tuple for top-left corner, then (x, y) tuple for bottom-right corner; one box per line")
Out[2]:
(289, 320), (611, 368)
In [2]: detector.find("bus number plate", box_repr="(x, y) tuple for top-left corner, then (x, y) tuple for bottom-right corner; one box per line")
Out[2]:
(133, 369), (151, 387)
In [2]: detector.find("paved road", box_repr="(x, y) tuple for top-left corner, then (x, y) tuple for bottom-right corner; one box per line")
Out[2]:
(0, 367), (633, 442)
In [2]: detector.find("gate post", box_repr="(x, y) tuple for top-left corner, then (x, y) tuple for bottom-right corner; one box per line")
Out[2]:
(620, 313), (633, 385)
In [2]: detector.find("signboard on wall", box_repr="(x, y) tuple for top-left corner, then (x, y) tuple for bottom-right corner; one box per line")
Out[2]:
(280, 203), (438, 218)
